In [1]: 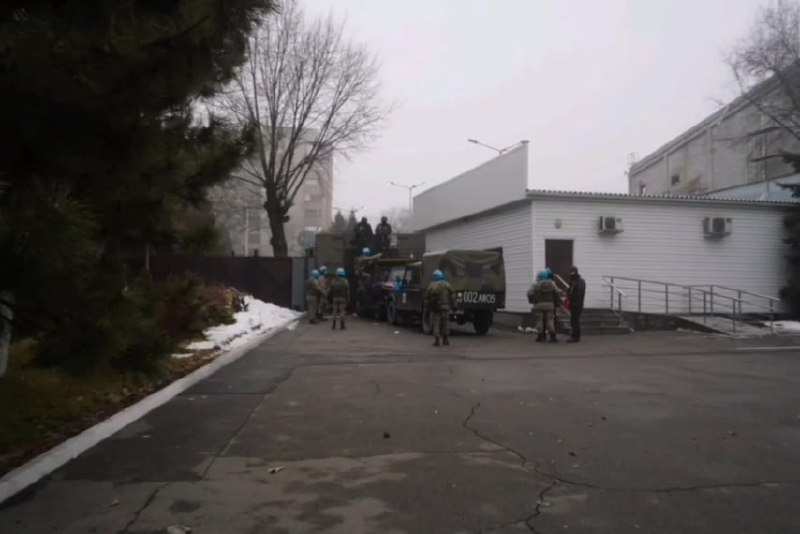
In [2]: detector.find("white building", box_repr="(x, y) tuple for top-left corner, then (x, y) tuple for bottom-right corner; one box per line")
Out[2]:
(414, 144), (792, 316)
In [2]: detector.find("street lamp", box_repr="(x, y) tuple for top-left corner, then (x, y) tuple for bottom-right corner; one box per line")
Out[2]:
(389, 181), (425, 211)
(467, 138), (529, 156)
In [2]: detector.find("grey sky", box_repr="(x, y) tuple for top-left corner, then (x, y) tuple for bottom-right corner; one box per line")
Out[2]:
(302, 0), (765, 222)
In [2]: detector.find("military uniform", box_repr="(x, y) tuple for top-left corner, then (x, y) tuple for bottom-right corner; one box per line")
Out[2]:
(317, 274), (330, 319)
(527, 279), (564, 342)
(329, 277), (351, 329)
(425, 280), (456, 346)
(305, 277), (323, 323)
(375, 220), (392, 253)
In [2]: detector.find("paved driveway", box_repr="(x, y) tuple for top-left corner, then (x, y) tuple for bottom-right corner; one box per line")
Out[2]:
(2, 321), (800, 533)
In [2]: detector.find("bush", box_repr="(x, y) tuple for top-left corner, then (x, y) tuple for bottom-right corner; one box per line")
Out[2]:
(36, 273), (242, 374)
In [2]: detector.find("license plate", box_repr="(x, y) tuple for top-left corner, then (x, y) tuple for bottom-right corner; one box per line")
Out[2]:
(456, 292), (497, 305)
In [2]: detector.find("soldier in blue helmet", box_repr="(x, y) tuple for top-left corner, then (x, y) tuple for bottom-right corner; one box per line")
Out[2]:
(425, 269), (456, 347)
(329, 268), (351, 330)
(305, 270), (323, 324)
(527, 268), (564, 342)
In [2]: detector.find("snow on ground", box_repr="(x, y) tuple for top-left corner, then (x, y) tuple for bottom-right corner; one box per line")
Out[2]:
(771, 320), (800, 334)
(180, 296), (300, 355)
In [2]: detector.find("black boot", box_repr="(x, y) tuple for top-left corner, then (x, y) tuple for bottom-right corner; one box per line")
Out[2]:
(340, 320), (346, 330)
(549, 333), (558, 343)
(331, 320), (337, 330)
(432, 337), (440, 347)
(535, 333), (545, 342)
(443, 336), (450, 346)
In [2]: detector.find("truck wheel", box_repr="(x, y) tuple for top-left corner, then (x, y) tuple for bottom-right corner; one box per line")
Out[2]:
(422, 307), (433, 335)
(387, 300), (398, 325)
(473, 311), (493, 335)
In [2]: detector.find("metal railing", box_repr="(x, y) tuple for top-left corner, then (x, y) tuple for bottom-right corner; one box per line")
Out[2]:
(552, 273), (572, 318)
(601, 275), (778, 334)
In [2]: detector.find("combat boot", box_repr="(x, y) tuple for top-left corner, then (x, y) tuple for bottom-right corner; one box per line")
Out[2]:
(432, 337), (440, 347)
(549, 333), (558, 343)
(535, 333), (545, 342)
(443, 336), (450, 346)
(331, 320), (337, 330)
(340, 319), (346, 330)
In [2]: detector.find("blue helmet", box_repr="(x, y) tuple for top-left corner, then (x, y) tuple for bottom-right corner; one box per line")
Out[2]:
(311, 269), (320, 279)
(336, 267), (347, 278)
(362, 247), (371, 257)
(319, 265), (328, 275)
(537, 270), (549, 280)
(433, 269), (445, 281)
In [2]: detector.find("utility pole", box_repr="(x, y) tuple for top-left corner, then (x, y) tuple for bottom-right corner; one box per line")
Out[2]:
(389, 181), (425, 211)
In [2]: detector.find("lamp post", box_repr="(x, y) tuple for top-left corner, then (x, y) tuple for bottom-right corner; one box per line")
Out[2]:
(467, 138), (529, 156)
(389, 181), (425, 211)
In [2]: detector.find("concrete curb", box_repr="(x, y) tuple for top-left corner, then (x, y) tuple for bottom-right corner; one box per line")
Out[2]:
(0, 316), (299, 505)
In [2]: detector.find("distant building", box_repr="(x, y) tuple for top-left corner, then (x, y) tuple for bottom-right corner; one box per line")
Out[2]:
(628, 82), (800, 196)
(211, 138), (333, 257)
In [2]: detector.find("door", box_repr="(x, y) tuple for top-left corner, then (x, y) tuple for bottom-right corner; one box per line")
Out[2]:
(544, 239), (574, 287)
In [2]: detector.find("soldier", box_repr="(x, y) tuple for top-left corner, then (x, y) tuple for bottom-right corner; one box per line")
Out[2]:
(375, 216), (392, 253)
(329, 268), (351, 330)
(317, 265), (330, 320)
(425, 269), (456, 347)
(353, 217), (374, 252)
(527, 270), (564, 343)
(567, 266), (586, 343)
(305, 270), (323, 324)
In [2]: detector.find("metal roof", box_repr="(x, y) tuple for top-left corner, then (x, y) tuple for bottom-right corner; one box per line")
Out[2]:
(525, 189), (797, 206)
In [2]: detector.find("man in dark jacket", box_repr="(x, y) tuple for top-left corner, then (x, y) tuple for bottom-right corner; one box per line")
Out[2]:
(374, 216), (392, 253)
(567, 266), (586, 342)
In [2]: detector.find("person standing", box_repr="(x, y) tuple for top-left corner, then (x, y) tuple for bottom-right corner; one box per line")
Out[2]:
(425, 269), (456, 347)
(329, 268), (351, 330)
(375, 216), (392, 253)
(317, 265), (330, 320)
(567, 266), (586, 343)
(527, 270), (564, 343)
(353, 217), (374, 252)
(305, 270), (323, 324)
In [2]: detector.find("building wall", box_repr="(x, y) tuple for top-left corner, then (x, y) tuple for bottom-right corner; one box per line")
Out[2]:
(423, 203), (533, 313)
(531, 197), (789, 312)
(413, 143), (528, 231)
(629, 99), (799, 196)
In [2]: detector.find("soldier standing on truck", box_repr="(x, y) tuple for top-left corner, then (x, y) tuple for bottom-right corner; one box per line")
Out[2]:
(330, 268), (351, 330)
(425, 269), (456, 347)
(527, 270), (564, 343)
(374, 216), (392, 253)
(305, 270), (323, 324)
(353, 217), (374, 252)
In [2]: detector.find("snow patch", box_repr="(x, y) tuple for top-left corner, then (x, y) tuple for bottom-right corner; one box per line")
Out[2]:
(179, 296), (300, 355)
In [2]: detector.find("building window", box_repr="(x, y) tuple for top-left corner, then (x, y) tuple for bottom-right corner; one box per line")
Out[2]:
(670, 174), (680, 186)
(639, 183), (647, 195)
(305, 209), (322, 218)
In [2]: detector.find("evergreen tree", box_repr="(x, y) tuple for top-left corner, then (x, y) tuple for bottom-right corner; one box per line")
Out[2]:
(330, 211), (347, 234)
(0, 1), (275, 372)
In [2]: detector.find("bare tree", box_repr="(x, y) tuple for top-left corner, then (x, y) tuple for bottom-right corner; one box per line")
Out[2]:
(223, 0), (390, 256)
(728, 0), (800, 150)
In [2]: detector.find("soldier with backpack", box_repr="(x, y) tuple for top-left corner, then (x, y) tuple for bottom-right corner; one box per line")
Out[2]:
(425, 269), (456, 347)
(527, 269), (564, 343)
(329, 268), (351, 330)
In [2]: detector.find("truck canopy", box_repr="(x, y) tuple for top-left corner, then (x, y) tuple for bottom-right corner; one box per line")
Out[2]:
(422, 250), (505, 292)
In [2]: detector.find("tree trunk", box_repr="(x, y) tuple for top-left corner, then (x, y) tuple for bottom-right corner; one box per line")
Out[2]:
(0, 291), (13, 378)
(265, 200), (289, 257)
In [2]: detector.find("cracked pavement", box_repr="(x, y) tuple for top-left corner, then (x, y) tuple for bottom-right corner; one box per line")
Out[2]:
(2, 321), (800, 533)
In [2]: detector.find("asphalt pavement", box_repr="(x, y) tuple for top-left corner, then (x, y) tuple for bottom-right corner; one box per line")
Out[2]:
(1, 319), (800, 533)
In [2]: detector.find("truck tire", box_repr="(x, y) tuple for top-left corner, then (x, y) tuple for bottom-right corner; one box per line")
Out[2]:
(386, 300), (399, 325)
(473, 311), (493, 335)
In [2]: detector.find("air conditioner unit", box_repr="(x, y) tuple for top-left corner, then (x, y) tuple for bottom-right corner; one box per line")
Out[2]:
(598, 216), (623, 234)
(703, 217), (732, 237)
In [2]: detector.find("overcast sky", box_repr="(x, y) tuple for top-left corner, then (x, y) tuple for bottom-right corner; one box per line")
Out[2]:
(302, 0), (765, 222)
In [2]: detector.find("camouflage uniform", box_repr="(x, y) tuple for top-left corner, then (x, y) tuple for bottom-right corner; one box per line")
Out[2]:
(328, 277), (351, 329)
(305, 277), (323, 324)
(317, 274), (330, 319)
(527, 279), (564, 342)
(425, 280), (456, 346)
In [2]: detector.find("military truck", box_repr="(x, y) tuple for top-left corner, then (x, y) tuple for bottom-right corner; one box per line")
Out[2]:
(353, 257), (416, 319)
(310, 232), (426, 312)
(385, 249), (506, 335)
